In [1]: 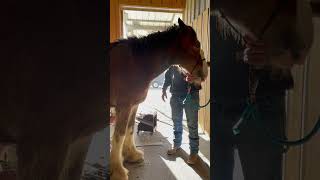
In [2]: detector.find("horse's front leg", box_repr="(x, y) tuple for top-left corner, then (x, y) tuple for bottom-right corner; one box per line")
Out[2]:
(110, 104), (131, 180)
(123, 105), (144, 163)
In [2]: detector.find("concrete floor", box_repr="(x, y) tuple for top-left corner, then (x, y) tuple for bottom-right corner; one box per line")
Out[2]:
(124, 88), (245, 180)
(124, 88), (211, 180)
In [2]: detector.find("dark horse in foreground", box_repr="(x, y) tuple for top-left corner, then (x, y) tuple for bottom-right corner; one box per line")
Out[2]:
(109, 19), (204, 180)
(0, 1), (106, 180)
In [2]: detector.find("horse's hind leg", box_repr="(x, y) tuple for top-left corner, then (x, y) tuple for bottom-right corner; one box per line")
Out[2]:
(110, 104), (131, 180)
(16, 139), (69, 180)
(123, 105), (144, 163)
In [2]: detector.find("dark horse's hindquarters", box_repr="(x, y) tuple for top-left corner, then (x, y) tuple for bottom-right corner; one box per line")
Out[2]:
(0, 1), (107, 179)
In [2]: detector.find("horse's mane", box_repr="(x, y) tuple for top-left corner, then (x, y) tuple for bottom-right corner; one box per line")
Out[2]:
(213, 12), (244, 45)
(114, 25), (180, 55)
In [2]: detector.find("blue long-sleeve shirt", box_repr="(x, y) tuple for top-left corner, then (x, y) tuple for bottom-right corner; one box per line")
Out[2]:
(162, 65), (199, 96)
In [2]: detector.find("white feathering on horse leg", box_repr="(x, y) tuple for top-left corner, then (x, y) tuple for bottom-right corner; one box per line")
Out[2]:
(110, 135), (128, 180)
(123, 105), (144, 163)
(123, 128), (144, 163)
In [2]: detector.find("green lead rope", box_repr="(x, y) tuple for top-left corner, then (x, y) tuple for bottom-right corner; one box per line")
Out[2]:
(233, 101), (320, 147)
(183, 91), (211, 110)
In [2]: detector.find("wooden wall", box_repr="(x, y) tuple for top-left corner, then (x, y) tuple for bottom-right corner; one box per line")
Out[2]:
(185, 0), (211, 135)
(284, 17), (320, 180)
(110, 0), (186, 42)
(184, 0), (210, 25)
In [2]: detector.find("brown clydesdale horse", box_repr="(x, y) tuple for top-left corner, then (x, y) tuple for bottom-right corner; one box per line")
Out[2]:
(109, 18), (204, 180)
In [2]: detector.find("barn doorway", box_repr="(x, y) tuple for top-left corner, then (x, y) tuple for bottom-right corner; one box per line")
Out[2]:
(120, 9), (210, 180)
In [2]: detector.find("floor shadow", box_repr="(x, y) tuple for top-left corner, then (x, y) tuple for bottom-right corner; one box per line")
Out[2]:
(130, 88), (210, 179)
(126, 125), (210, 180)
(125, 129), (178, 180)
(155, 129), (210, 180)
(146, 105), (211, 162)
(174, 148), (210, 180)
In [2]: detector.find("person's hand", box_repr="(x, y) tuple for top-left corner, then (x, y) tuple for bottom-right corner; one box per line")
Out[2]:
(185, 73), (195, 83)
(243, 35), (269, 67)
(162, 90), (167, 102)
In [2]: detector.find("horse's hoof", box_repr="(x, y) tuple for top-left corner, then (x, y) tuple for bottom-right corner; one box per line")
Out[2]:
(110, 166), (129, 180)
(124, 149), (144, 163)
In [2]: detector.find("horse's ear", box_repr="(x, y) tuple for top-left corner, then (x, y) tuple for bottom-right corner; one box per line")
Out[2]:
(178, 18), (186, 27)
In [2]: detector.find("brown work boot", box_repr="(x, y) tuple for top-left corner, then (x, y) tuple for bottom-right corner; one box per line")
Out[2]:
(167, 146), (180, 155)
(187, 153), (199, 165)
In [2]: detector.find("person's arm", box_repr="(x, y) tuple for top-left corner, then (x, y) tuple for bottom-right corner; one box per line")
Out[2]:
(162, 66), (174, 92)
(161, 66), (174, 102)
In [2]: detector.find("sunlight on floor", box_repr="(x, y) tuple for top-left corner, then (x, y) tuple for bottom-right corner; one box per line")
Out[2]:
(126, 88), (210, 180)
(160, 156), (202, 180)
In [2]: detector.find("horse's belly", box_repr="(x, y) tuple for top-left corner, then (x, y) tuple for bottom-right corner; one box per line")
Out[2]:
(110, 73), (149, 106)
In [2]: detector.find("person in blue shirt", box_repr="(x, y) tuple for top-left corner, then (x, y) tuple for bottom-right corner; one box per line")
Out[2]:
(161, 50), (208, 165)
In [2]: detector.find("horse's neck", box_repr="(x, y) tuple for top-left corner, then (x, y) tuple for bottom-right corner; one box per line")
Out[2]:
(138, 50), (172, 81)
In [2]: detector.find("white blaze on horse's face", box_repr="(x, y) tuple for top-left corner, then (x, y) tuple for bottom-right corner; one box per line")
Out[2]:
(214, 0), (314, 68)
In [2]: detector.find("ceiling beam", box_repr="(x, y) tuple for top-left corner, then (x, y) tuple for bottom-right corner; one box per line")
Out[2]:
(126, 24), (167, 31)
(126, 18), (173, 23)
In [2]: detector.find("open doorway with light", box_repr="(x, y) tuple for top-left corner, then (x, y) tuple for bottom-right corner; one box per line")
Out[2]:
(118, 8), (210, 180)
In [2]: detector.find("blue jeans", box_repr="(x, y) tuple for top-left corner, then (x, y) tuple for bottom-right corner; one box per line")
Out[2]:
(170, 92), (199, 154)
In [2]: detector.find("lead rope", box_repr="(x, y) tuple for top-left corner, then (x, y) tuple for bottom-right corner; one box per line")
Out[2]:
(182, 59), (210, 110)
(183, 86), (211, 110)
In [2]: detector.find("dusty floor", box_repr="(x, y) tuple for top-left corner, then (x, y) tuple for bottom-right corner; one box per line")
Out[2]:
(125, 88), (211, 180)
